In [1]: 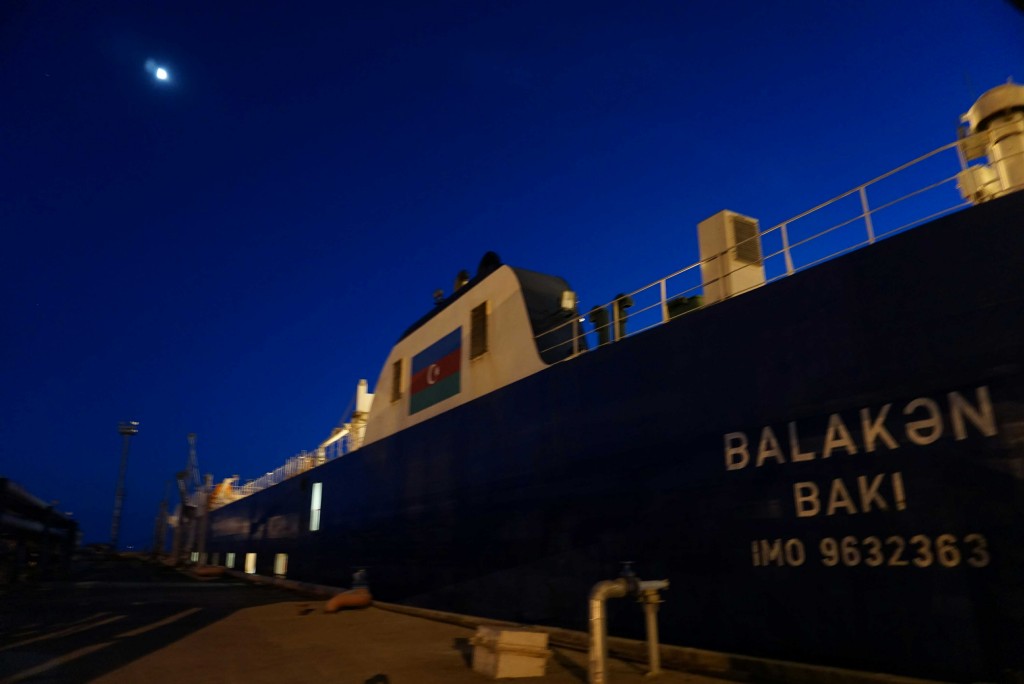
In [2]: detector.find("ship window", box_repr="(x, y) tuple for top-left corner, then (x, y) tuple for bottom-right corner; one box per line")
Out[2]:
(190, 551), (199, 563)
(391, 359), (403, 402)
(212, 553), (220, 566)
(226, 552), (236, 568)
(470, 302), (488, 359)
(245, 552), (257, 574)
(310, 482), (323, 532)
(274, 553), (288, 578)
(733, 217), (762, 264)
(200, 552), (208, 566)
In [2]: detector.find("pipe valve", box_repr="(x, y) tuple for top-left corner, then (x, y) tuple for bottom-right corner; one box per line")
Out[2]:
(589, 565), (670, 683)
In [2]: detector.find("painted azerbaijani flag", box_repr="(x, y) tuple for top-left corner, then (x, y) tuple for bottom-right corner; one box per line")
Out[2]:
(410, 328), (462, 414)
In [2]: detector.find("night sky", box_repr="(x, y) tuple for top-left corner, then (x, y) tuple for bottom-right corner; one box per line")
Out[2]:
(2, 2), (1022, 549)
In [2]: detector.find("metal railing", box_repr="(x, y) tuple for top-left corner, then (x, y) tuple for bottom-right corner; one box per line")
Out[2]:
(209, 436), (351, 510)
(540, 140), (971, 358)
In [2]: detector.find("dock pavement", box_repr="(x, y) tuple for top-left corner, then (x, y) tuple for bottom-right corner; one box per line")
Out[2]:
(1, 553), (941, 684)
(0, 553), (723, 684)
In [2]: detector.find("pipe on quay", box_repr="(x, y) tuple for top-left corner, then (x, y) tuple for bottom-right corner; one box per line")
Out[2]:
(588, 578), (630, 684)
(637, 580), (670, 676)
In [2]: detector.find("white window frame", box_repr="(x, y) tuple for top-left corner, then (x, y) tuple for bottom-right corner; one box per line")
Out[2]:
(274, 553), (288, 578)
(310, 482), (323, 531)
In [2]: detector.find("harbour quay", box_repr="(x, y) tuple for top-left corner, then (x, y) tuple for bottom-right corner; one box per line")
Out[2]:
(0, 553), (947, 684)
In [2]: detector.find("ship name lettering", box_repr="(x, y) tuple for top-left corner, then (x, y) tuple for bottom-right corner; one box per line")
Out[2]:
(722, 386), (995, 471)
(792, 472), (906, 517)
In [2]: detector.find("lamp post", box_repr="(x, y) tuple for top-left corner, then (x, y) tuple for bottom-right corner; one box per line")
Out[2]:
(110, 421), (140, 550)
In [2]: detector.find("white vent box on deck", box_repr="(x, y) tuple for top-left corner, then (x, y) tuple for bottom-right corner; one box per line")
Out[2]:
(698, 209), (765, 305)
(471, 626), (551, 679)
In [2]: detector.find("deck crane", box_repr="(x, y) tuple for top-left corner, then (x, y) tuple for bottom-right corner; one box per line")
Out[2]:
(168, 433), (202, 564)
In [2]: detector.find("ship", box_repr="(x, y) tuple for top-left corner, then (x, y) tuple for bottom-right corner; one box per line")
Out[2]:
(201, 83), (1024, 681)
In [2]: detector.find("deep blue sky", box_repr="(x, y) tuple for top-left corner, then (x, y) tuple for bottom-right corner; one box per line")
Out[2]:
(2, 2), (1021, 548)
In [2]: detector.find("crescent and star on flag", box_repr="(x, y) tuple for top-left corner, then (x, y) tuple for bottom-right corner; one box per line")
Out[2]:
(427, 364), (442, 385)
(409, 328), (462, 415)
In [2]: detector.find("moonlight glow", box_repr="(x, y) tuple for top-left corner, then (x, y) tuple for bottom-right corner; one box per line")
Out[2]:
(155, 67), (168, 80)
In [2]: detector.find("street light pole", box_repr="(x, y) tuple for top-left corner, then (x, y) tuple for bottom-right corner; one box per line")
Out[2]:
(110, 421), (140, 550)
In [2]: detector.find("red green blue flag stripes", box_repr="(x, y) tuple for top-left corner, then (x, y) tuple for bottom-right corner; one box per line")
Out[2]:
(410, 328), (462, 414)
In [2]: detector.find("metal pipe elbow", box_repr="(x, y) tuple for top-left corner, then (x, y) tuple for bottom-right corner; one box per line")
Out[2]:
(590, 578), (629, 603)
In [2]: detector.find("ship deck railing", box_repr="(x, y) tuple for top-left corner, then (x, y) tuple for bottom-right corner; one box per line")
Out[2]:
(209, 439), (350, 510)
(538, 140), (973, 359)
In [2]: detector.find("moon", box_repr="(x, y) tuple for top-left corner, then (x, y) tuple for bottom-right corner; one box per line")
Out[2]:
(145, 60), (170, 82)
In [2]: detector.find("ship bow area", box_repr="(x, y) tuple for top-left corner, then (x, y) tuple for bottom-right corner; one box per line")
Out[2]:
(208, 190), (1024, 681)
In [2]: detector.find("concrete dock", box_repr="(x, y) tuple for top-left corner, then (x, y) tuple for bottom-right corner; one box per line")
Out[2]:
(95, 601), (722, 684)
(1, 554), (942, 684)
(0, 554), (723, 684)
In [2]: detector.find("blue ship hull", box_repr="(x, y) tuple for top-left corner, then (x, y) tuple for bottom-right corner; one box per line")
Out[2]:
(209, 190), (1024, 681)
